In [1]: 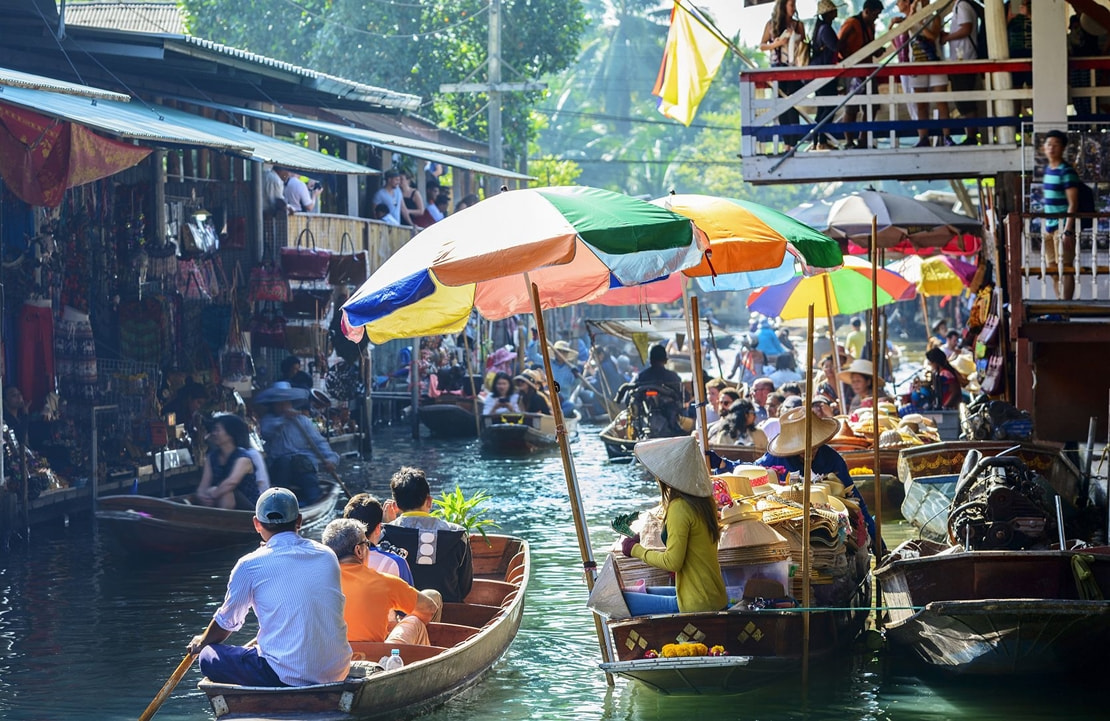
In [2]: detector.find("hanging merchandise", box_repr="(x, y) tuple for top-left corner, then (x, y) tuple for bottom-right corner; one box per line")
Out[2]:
(249, 262), (291, 303)
(979, 351), (1006, 396)
(284, 322), (322, 358)
(285, 287), (333, 320)
(180, 210), (220, 255)
(250, 310), (287, 350)
(281, 227), (331, 280)
(176, 258), (211, 301)
(145, 240), (178, 281)
(328, 232), (368, 286)
(224, 215), (248, 250)
(221, 297), (254, 396)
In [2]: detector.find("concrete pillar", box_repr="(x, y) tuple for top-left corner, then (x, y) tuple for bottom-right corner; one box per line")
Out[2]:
(1031, 0), (1069, 128)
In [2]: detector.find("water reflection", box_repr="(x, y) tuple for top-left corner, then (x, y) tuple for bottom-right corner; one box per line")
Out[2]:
(0, 423), (1103, 720)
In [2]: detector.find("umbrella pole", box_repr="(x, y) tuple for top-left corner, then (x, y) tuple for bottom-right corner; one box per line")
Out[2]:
(919, 294), (930, 344)
(411, 338), (421, 440)
(821, 274), (847, 406)
(528, 279), (614, 684)
(802, 303), (815, 687)
(690, 296), (711, 464)
(870, 216), (885, 628)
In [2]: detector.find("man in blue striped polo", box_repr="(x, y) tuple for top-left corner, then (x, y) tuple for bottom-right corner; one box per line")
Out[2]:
(1041, 129), (1081, 300)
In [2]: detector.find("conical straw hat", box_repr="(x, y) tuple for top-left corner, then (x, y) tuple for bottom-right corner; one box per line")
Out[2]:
(768, 407), (839, 457)
(634, 436), (712, 497)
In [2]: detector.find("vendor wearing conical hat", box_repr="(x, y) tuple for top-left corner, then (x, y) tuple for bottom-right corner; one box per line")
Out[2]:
(620, 436), (728, 615)
(750, 407), (876, 543)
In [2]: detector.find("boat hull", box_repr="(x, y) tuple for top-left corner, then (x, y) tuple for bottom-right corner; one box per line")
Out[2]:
(95, 482), (340, 554)
(418, 401), (479, 438)
(199, 535), (529, 720)
(876, 546), (1110, 675)
(480, 413), (577, 455)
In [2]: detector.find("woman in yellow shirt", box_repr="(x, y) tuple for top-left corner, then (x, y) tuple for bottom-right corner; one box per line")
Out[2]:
(621, 436), (728, 615)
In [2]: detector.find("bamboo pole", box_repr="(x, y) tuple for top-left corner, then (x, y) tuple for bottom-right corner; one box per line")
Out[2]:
(528, 279), (614, 684)
(690, 296), (711, 463)
(461, 331), (482, 438)
(821, 273), (849, 406)
(920, 294), (931, 343)
(870, 217), (885, 631)
(801, 304), (815, 686)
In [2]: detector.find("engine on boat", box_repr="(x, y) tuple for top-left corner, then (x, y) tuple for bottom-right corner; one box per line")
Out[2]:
(948, 458), (1060, 551)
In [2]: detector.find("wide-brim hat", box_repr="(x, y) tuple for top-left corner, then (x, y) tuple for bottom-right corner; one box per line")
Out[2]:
(816, 0), (841, 15)
(768, 407), (839, 457)
(513, 373), (539, 391)
(550, 340), (578, 362)
(837, 358), (875, 383)
(254, 381), (312, 405)
(634, 436), (712, 498)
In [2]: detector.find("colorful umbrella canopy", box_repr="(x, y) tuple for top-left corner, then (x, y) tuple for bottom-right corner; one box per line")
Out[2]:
(746, 257), (915, 320)
(590, 194), (843, 305)
(801, 190), (983, 253)
(887, 255), (978, 297)
(342, 186), (705, 343)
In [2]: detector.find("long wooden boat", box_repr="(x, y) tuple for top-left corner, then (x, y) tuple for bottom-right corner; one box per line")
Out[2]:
(95, 481), (340, 554)
(198, 534), (529, 720)
(480, 412), (578, 455)
(875, 540), (1110, 675)
(898, 441), (1081, 541)
(418, 397), (480, 438)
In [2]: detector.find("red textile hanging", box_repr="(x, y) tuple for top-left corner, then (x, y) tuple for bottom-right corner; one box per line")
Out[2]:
(0, 103), (151, 207)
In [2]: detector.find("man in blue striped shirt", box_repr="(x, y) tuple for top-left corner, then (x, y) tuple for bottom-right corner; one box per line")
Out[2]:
(1041, 129), (1081, 300)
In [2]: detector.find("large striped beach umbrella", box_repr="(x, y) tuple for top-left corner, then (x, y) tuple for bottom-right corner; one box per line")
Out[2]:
(342, 186), (706, 343)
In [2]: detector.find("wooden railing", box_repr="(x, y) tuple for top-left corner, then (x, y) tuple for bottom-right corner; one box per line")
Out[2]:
(1006, 211), (1110, 320)
(739, 58), (1110, 156)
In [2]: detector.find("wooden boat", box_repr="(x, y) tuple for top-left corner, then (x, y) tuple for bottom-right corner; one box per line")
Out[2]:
(95, 481), (340, 554)
(876, 540), (1110, 675)
(481, 412), (578, 455)
(711, 443), (899, 476)
(198, 534), (529, 720)
(418, 397), (480, 438)
(898, 441), (1081, 542)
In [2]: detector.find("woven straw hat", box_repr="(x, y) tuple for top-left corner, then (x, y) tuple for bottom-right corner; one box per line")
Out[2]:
(768, 407), (839, 457)
(634, 436), (712, 497)
(550, 340), (578, 362)
(837, 358), (875, 383)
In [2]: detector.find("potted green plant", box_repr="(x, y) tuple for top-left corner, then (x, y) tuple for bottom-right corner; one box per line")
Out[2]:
(431, 485), (499, 544)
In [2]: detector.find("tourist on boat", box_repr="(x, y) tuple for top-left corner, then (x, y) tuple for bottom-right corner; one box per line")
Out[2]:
(216, 411), (270, 494)
(343, 493), (415, 586)
(195, 414), (260, 510)
(482, 371), (520, 416)
(943, 329), (961, 360)
(163, 378), (208, 442)
(838, 359), (892, 412)
(525, 339), (579, 414)
(750, 377), (776, 423)
(186, 487), (352, 687)
(620, 436), (728, 615)
(768, 354), (802, 388)
(513, 371), (551, 415)
(924, 347), (968, 410)
(381, 466), (474, 603)
(255, 381), (337, 505)
(815, 351), (851, 409)
(752, 407), (876, 542)
(812, 394), (837, 420)
(705, 386), (742, 440)
(709, 398), (769, 450)
(634, 343), (683, 397)
(322, 518), (442, 645)
(728, 335), (768, 384)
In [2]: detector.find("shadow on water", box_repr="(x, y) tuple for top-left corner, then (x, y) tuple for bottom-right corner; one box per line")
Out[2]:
(0, 423), (1104, 719)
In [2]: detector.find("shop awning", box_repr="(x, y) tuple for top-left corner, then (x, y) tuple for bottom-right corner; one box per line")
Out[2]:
(154, 105), (379, 175)
(0, 67), (129, 101)
(0, 85), (248, 151)
(189, 101), (535, 181)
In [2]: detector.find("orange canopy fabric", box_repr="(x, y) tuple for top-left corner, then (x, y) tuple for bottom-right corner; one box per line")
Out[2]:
(0, 103), (151, 207)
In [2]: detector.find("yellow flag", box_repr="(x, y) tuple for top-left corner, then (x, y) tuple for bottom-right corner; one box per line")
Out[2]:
(651, 2), (729, 126)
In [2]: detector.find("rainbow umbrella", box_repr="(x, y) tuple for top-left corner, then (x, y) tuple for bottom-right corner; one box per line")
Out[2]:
(747, 257), (915, 320)
(590, 194), (843, 305)
(342, 186), (705, 343)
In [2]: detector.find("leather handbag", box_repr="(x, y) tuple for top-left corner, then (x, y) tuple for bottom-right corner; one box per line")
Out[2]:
(281, 228), (331, 280)
(250, 312), (287, 350)
(284, 322), (322, 357)
(979, 352), (1005, 396)
(249, 262), (291, 303)
(327, 232), (369, 286)
(977, 288), (1002, 347)
(286, 288), (333, 320)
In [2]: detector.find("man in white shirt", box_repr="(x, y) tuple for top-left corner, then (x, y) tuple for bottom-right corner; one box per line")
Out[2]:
(942, 0), (981, 144)
(372, 169), (404, 224)
(186, 488), (351, 686)
(275, 167), (321, 213)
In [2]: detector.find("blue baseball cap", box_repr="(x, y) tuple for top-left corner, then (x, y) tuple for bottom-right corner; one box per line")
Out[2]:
(255, 487), (300, 524)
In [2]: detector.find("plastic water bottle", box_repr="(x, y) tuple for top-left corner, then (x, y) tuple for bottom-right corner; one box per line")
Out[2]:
(379, 648), (404, 671)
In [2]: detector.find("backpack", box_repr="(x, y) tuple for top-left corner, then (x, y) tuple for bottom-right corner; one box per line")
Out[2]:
(1077, 180), (1096, 214)
(959, 0), (988, 58)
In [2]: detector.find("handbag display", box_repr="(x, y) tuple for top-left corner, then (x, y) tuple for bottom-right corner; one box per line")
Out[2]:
(285, 288), (333, 320)
(250, 312), (287, 350)
(328, 232), (369, 286)
(285, 322), (322, 357)
(976, 288), (1002, 347)
(249, 262), (291, 303)
(146, 241), (178, 280)
(979, 352), (1006, 396)
(281, 228), (331, 281)
(176, 259), (210, 301)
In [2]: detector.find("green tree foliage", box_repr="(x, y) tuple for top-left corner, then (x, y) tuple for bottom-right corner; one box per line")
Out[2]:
(181, 0), (585, 168)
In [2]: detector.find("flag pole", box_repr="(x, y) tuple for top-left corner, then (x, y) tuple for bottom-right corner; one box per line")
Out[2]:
(528, 278), (615, 684)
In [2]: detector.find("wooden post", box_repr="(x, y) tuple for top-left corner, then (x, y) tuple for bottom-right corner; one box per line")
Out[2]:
(528, 279), (614, 684)
(690, 297), (711, 461)
(870, 216), (885, 631)
(801, 304), (815, 685)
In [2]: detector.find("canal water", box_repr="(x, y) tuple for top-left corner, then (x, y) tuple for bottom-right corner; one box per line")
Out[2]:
(0, 424), (1102, 720)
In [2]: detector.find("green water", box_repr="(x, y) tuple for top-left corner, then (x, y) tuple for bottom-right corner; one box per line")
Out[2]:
(0, 425), (1102, 720)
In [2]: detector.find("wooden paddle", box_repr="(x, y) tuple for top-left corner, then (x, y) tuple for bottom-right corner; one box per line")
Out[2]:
(138, 652), (197, 721)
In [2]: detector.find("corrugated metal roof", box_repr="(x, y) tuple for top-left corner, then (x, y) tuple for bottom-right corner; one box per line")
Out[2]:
(155, 105), (378, 175)
(0, 85), (247, 150)
(0, 66), (130, 101)
(189, 102), (533, 181)
(65, 2), (187, 35)
(166, 36), (421, 111)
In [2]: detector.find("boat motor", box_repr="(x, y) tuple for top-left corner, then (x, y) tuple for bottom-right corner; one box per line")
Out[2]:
(947, 455), (1060, 551)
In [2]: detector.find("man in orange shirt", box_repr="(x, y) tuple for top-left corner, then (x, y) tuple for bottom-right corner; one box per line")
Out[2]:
(322, 518), (442, 645)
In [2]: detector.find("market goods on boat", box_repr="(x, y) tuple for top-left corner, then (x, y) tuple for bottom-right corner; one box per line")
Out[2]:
(481, 412), (578, 454)
(95, 481), (340, 554)
(198, 534), (528, 719)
